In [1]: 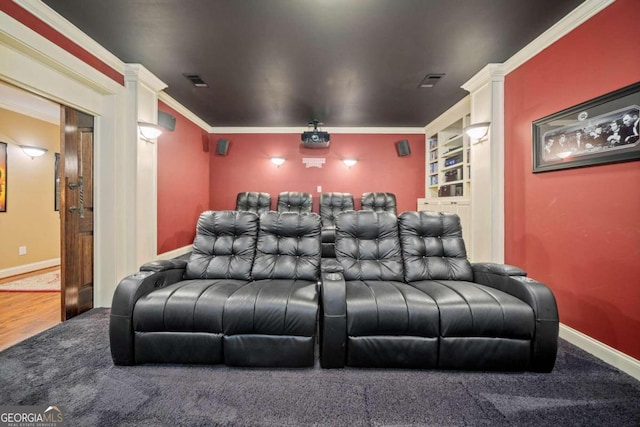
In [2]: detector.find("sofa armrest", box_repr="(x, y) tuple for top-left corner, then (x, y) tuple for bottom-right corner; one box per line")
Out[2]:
(471, 262), (526, 277)
(321, 258), (344, 274)
(109, 265), (186, 365)
(472, 263), (559, 372)
(319, 270), (347, 368)
(140, 258), (188, 273)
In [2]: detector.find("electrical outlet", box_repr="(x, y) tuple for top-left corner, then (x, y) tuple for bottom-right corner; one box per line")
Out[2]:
(317, 185), (322, 192)
(18, 246), (27, 256)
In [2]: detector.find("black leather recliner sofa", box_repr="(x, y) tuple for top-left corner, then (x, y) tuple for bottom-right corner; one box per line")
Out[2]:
(319, 192), (355, 258)
(361, 192), (397, 214)
(320, 210), (559, 372)
(235, 191), (271, 214)
(277, 191), (313, 213)
(109, 210), (321, 367)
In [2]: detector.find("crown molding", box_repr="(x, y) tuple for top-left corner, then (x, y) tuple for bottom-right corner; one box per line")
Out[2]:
(424, 96), (470, 136)
(461, 0), (613, 94)
(158, 92), (210, 132)
(210, 126), (424, 134)
(124, 64), (167, 93)
(502, 0), (614, 75)
(461, 64), (506, 94)
(13, 0), (125, 76)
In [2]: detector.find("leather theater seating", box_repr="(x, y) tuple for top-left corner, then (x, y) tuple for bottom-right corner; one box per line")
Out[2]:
(110, 207), (559, 372)
(320, 210), (559, 372)
(277, 191), (313, 213)
(110, 210), (321, 367)
(235, 191), (271, 214)
(319, 192), (355, 258)
(361, 192), (397, 214)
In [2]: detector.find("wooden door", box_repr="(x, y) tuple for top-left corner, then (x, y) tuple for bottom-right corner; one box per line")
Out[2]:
(60, 106), (94, 320)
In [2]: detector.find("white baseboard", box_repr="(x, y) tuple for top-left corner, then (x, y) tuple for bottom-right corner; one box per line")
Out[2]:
(156, 245), (192, 260)
(560, 323), (640, 381)
(0, 258), (61, 279)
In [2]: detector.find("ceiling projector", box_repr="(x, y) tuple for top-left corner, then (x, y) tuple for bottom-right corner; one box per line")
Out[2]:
(301, 120), (330, 148)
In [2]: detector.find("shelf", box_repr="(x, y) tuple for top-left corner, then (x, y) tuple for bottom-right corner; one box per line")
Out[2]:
(443, 134), (463, 146)
(425, 111), (470, 203)
(442, 147), (463, 158)
(442, 163), (463, 172)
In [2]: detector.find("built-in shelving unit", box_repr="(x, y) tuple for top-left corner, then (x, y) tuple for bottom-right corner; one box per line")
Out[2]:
(426, 115), (471, 199)
(420, 96), (472, 258)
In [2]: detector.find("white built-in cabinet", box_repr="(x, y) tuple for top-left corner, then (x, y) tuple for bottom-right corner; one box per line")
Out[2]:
(418, 97), (473, 259)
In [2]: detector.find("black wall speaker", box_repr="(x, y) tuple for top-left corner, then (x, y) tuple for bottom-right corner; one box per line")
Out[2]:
(158, 110), (176, 131)
(216, 139), (230, 156)
(395, 139), (411, 157)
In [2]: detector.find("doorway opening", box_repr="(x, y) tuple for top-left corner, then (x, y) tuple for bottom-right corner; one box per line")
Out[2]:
(0, 81), (94, 350)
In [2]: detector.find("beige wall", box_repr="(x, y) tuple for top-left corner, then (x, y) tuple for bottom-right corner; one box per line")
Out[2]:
(0, 107), (60, 272)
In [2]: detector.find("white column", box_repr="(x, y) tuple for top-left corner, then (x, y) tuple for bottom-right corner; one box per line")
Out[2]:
(462, 64), (506, 263)
(123, 64), (167, 268)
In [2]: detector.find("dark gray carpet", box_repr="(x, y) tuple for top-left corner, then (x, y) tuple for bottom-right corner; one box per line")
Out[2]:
(1, 309), (639, 426)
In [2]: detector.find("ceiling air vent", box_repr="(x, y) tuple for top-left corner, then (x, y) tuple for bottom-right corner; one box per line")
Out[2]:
(183, 74), (209, 88)
(419, 73), (445, 88)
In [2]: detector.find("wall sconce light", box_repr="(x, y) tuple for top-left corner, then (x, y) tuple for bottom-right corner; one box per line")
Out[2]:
(464, 122), (491, 142)
(20, 145), (48, 159)
(138, 122), (163, 141)
(270, 157), (285, 167)
(343, 159), (357, 167)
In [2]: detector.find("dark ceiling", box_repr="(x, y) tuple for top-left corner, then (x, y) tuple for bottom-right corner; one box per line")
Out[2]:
(43, 0), (585, 128)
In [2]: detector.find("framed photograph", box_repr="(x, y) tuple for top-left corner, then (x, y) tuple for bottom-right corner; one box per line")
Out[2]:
(54, 152), (60, 211)
(0, 142), (6, 212)
(532, 82), (640, 173)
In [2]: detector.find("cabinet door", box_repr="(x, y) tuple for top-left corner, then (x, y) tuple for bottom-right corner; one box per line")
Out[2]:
(417, 199), (440, 212)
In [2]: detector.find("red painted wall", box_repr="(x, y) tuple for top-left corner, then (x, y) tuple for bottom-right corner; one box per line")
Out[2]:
(504, 0), (640, 359)
(157, 102), (210, 254)
(208, 133), (425, 213)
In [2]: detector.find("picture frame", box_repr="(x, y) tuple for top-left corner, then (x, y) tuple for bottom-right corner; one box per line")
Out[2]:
(54, 152), (60, 211)
(0, 142), (6, 212)
(532, 81), (640, 173)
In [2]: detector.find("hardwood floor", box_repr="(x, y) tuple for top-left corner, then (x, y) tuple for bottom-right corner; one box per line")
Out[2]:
(0, 268), (61, 352)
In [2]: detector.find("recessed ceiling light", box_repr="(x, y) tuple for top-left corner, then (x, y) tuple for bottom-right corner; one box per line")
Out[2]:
(419, 73), (445, 88)
(183, 73), (209, 88)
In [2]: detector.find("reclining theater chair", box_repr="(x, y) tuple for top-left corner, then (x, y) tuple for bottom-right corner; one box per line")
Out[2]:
(235, 191), (271, 214)
(110, 210), (322, 367)
(319, 192), (355, 257)
(320, 210), (558, 372)
(361, 192), (397, 215)
(277, 191), (313, 213)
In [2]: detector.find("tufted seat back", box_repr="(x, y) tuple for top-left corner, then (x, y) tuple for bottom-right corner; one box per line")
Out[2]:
(276, 191), (313, 213)
(251, 211), (321, 281)
(334, 210), (403, 281)
(361, 192), (397, 215)
(398, 210), (473, 282)
(185, 210), (259, 280)
(319, 192), (355, 228)
(235, 191), (271, 214)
